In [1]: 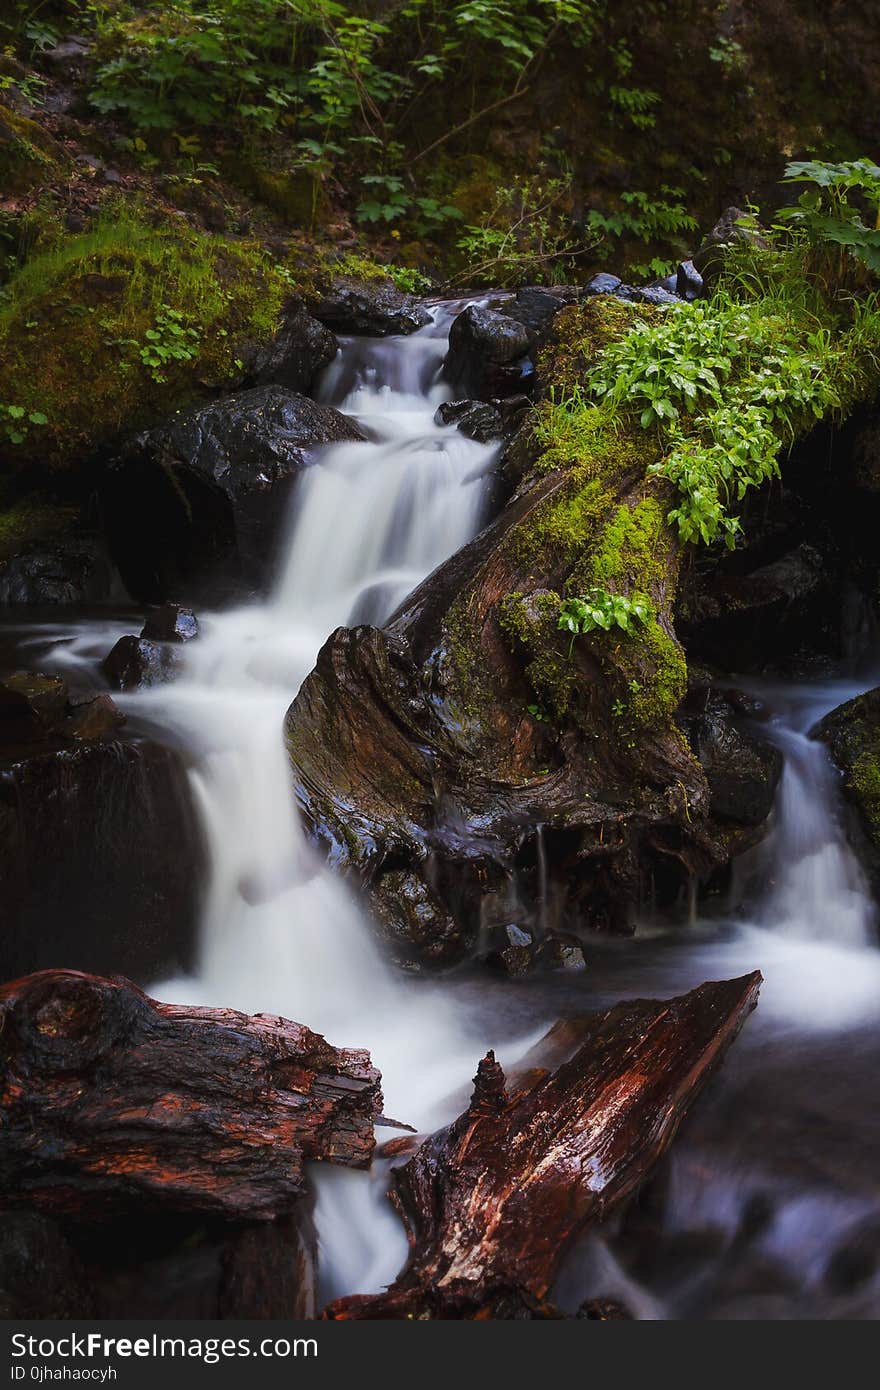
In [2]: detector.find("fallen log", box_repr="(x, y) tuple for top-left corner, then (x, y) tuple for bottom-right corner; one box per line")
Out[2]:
(325, 972), (761, 1319)
(0, 969), (382, 1221)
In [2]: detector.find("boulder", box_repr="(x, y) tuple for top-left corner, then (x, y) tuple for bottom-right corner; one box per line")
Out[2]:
(306, 275), (430, 336)
(676, 258), (704, 301)
(434, 399), (504, 442)
(678, 543), (837, 674)
(141, 603), (199, 643)
(244, 296), (338, 393)
(813, 686), (880, 888)
(0, 737), (204, 982)
(0, 671), (124, 746)
(584, 272), (623, 296)
(507, 285), (579, 336)
(102, 636), (180, 691)
(0, 532), (114, 605)
(102, 387), (365, 602)
(614, 283), (681, 307)
(678, 688), (783, 826)
(693, 207), (767, 288)
(443, 305), (534, 399)
(0, 672), (67, 745)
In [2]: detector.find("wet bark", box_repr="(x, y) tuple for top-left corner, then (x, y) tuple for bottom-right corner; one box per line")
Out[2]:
(325, 972), (761, 1319)
(0, 970), (382, 1221)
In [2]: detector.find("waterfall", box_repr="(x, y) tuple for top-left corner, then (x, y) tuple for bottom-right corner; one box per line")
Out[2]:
(125, 308), (507, 1105)
(114, 304), (544, 1297)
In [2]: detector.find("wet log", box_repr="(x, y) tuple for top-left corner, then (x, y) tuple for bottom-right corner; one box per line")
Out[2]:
(285, 301), (782, 969)
(325, 972), (761, 1319)
(0, 970), (382, 1221)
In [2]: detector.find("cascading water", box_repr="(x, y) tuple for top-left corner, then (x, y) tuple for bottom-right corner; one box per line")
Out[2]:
(9, 303), (880, 1318)
(114, 304), (542, 1299)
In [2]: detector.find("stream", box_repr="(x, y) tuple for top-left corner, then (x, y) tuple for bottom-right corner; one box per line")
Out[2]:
(9, 304), (880, 1319)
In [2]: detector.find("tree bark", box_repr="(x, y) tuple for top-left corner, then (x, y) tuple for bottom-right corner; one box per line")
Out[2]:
(325, 972), (761, 1319)
(0, 969), (382, 1221)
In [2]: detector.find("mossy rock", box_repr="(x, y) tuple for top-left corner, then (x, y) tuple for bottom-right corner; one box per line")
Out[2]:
(225, 157), (328, 228)
(538, 297), (654, 397)
(815, 687), (880, 880)
(0, 102), (68, 195)
(0, 198), (292, 473)
(0, 103), (68, 195)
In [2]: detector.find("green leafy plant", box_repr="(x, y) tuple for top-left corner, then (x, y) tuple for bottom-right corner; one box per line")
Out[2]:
(1, 401), (47, 445)
(456, 173), (595, 285)
(138, 304), (200, 383)
(777, 158), (880, 278)
(558, 588), (650, 654)
(586, 275), (878, 547)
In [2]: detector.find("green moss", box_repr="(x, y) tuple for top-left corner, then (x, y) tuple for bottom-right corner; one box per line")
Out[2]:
(249, 167), (326, 225)
(539, 298), (655, 396)
(850, 746), (880, 840)
(0, 102), (67, 194)
(0, 199), (292, 471)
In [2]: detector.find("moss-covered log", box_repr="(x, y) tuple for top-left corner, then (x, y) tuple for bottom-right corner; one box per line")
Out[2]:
(285, 300), (772, 963)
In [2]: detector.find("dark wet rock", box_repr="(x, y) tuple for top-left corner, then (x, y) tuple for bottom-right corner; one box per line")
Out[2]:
(693, 207), (767, 289)
(507, 285), (578, 336)
(102, 635), (180, 692)
(487, 923), (534, 977)
(141, 603), (199, 643)
(676, 259), (704, 302)
(443, 305), (534, 399)
(584, 272), (622, 296)
(371, 869), (464, 965)
(0, 532), (114, 605)
(244, 297), (338, 393)
(41, 34), (91, 67)
(813, 686), (880, 889)
(0, 738), (204, 981)
(66, 692), (126, 740)
(434, 399), (504, 442)
(103, 387), (365, 602)
(614, 283), (680, 307)
(306, 276), (430, 336)
(678, 543), (833, 674)
(0, 1211), (93, 1320)
(678, 689), (782, 827)
(0, 671), (125, 749)
(0, 672), (67, 745)
(536, 932), (587, 972)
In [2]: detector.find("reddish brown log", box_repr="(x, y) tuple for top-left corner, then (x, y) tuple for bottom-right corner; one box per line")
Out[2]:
(0, 969), (382, 1220)
(325, 972), (761, 1319)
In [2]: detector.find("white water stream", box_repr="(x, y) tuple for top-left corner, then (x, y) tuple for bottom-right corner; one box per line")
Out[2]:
(120, 305), (543, 1298)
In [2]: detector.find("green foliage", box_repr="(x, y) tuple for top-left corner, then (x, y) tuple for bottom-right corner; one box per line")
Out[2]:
(0, 401), (47, 445)
(558, 588), (650, 642)
(777, 158), (880, 277)
(456, 173), (595, 285)
(138, 304), (201, 382)
(585, 187), (698, 268)
(587, 290), (865, 547)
